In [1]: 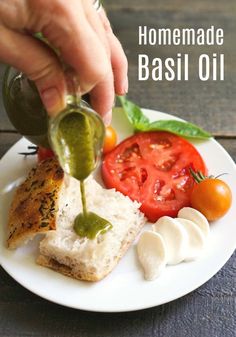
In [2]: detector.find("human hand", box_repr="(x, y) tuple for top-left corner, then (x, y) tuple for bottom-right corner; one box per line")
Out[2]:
(0, 0), (128, 124)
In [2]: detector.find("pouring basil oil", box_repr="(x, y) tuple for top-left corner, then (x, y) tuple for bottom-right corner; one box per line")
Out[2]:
(49, 100), (112, 240)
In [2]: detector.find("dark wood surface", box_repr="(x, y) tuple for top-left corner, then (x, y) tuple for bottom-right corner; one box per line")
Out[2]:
(0, 1), (235, 336)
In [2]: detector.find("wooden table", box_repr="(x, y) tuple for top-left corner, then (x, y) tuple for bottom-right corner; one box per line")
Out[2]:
(0, 1), (235, 336)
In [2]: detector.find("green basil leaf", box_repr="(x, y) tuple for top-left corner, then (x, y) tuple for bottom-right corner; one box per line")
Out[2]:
(118, 96), (149, 131)
(118, 96), (211, 139)
(148, 120), (211, 139)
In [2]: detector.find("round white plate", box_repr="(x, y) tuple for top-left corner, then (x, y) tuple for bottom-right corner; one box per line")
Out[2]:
(0, 109), (235, 312)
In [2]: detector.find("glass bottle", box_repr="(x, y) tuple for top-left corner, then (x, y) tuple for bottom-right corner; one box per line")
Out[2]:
(3, 67), (50, 147)
(49, 71), (105, 179)
(2, 66), (104, 164)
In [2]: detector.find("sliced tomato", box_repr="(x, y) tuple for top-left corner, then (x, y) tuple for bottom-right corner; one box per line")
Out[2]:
(37, 147), (55, 162)
(102, 131), (207, 222)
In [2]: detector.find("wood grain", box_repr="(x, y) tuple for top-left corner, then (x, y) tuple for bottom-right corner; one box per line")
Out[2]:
(0, 252), (235, 337)
(0, 134), (235, 337)
(106, 0), (236, 12)
(106, 3), (236, 135)
(0, 0), (235, 336)
(1, 0), (236, 135)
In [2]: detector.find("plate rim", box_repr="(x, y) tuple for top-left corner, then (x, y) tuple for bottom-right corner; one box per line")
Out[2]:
(0, 108), (236, 312)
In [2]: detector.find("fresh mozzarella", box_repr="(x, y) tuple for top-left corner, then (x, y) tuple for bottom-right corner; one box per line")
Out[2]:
(153, 216), (188, 265)
(137, 231), (167, 281)
(176, 218), (206, 260)
(178, 207), (210, 237)
(137, 208), (210, 281)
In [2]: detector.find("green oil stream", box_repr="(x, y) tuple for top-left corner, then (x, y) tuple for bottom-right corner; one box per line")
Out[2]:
(50, 108), (112, 240)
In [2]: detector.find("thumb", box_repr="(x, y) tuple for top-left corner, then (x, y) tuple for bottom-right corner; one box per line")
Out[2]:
(0, 25), (66, 116)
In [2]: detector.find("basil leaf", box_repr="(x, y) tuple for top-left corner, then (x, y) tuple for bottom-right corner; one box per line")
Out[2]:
(118, 96), (149, 131)
(118, 96), (211, 139)
(148, 120), (211, 139)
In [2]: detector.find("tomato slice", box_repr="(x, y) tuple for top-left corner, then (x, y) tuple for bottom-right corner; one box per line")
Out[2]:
(102, 131), (207, 222)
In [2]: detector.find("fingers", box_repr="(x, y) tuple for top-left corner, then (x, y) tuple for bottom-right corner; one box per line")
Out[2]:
(98, 8), (128, 95)
(90, 70), (115, 126)
(0, 24), (66, 116)
(38, 0), (110, 95)
(81, 2), (115, 119)
(82, 0), (110, 58)
(108, 33), (129, 95)
(83, 5), (128, 119)
(0, 0), (128, 120)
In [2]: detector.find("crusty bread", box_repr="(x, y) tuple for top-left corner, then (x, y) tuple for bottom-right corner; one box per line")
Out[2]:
(7, 158), (64, 249)
(7, 158), (146, 281)
(37, 176), (146, 281)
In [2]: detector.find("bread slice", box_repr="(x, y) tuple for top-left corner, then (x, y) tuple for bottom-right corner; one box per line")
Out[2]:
(37, 176), (146, 281)
(7, 157), (146, 281)
(7, 158), (64, 249)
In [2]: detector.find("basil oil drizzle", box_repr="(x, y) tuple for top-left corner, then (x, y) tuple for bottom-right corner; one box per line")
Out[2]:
(80, 180), (88, 215)
(74, 179), (112, 240)
(54, 111), (95, 181)
(49, 100), (112, 240)
(74, 211), (112, 240)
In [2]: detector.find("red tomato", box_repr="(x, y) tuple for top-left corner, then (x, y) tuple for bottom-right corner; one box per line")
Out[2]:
(37, 147), (55, 162)
(102, 131), (207, 222)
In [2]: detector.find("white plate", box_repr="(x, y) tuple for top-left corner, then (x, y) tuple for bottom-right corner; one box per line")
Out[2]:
(0, 108), (236, 312)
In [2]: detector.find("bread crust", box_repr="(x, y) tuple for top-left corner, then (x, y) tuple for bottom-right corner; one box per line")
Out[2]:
(7, 158), (146, 282)
(7, 158), (64, 249)
(37, 254), (101, 282)
(37, 218), (144, 282)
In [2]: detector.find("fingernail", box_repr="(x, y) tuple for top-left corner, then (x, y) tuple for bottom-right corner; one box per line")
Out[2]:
(103, 110), (112, 126)
(41, 87), (65, 116)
